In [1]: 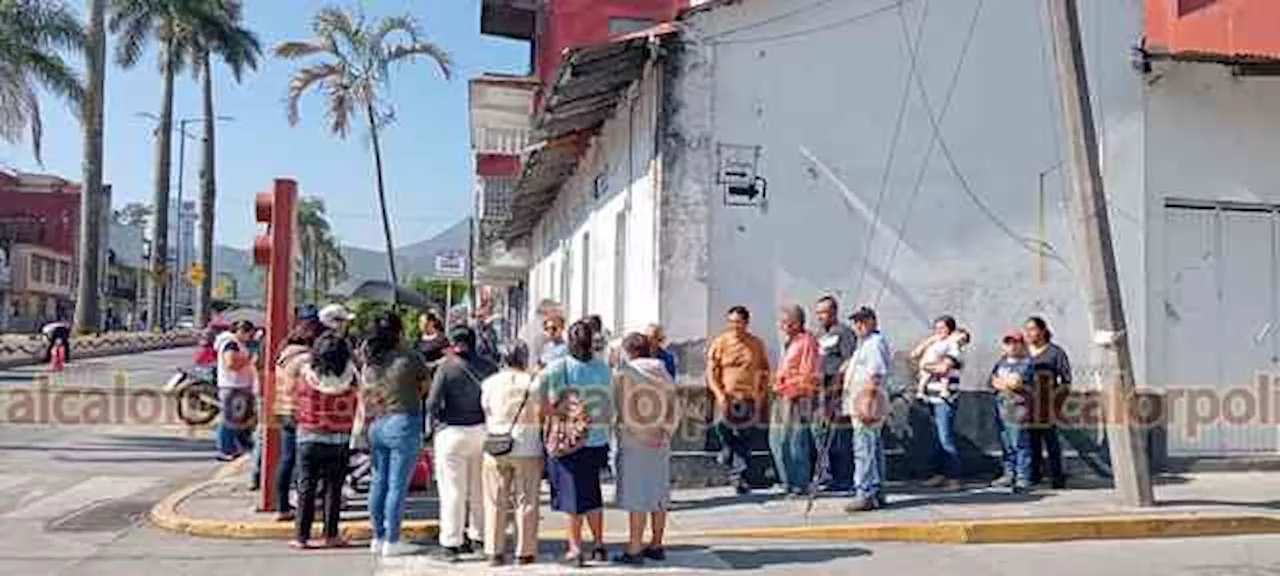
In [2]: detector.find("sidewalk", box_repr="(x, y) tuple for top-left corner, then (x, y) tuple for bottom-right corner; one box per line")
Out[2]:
(152, 460), (1280, 545)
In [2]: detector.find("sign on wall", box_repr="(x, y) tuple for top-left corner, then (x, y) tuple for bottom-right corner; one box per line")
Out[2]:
(717, 143), (767, 207)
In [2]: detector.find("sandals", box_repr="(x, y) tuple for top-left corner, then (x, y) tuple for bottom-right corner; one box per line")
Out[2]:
(590, 546), (608, 562)
(287, 540), (309, 550)
(322, 536), (350, 549)
(558, 554), (586, 568)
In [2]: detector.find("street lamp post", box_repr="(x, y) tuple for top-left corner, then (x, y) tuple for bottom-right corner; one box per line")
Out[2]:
(137, 113), (233, 328)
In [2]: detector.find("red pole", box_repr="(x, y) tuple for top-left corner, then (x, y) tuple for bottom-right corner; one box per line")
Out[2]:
(254, 178), (296, 512)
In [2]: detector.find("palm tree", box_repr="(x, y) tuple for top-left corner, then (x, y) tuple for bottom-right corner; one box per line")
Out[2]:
(75, 0), (106, 334)
(0, 0), (86, 164)
(109, 0), (238, 330)
(275, 6), (452, 287)
(188, 0), (258, 327)
(296, 196), (329, 303)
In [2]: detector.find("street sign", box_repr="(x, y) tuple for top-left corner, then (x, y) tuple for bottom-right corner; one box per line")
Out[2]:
(188, 263), (205, 285)
(435, 252), (466, 279)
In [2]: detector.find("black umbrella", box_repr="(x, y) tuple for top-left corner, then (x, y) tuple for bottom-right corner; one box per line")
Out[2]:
(327, 279), (434, 310)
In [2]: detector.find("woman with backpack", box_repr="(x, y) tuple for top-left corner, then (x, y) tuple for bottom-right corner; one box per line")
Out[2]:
(540, 320), (615, 567)
(612, 333), (679, 565)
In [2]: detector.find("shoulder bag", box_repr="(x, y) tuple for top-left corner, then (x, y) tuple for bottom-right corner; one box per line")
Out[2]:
(484, 373), (530, 457)
(543, 360), (591, 458)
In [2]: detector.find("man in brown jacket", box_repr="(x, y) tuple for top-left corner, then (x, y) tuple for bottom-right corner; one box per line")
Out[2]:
(706, 305), (771, 494)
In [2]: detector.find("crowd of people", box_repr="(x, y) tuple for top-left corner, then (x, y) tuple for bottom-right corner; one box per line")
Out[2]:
(702, 297), (1075, 512)
(200, 294), (1075, 565)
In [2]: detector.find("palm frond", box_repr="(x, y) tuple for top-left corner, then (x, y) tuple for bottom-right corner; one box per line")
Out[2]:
(324, 77), (353, 137)
(370, 14), (419, 50)
(284, 62), (340, 126)
(384, 41), (453, 80)
(274, 40), (330, 60)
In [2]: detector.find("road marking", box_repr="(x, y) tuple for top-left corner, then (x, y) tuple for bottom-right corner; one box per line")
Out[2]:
(4, 475), (160, 520)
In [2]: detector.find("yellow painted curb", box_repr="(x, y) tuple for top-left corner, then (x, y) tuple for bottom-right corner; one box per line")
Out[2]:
(693, 513), (1280, 544)
(149, 456), (439, 541)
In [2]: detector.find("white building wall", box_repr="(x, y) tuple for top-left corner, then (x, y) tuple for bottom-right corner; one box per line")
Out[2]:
(1144, 61), (1280, 453)
(670, 0), (1148, 377)
(528, 66), (663, 335)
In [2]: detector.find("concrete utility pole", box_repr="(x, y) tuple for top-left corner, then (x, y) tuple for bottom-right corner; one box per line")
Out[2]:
(1046, 0), (1153, 506)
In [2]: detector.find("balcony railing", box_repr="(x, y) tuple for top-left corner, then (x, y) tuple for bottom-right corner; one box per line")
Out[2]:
(473, 126), (531, 155)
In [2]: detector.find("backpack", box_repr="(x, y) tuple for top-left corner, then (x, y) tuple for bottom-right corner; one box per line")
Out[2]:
(543, 361), (591, 458)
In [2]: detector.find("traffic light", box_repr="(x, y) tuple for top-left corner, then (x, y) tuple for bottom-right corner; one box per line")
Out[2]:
(253, 178), (297, 512)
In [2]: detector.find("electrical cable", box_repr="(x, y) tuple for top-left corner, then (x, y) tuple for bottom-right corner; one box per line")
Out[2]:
(850, 0), (931, 305)
(707, 0), (862, 40)
(871, 0), (986, 306)
(711, 0), (906, 46)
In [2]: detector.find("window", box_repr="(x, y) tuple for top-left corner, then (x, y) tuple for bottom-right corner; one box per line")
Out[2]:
(29, 256), (39, 281)
(44, 260), (55, 283)
(580, 232), (590, 318)
(614, 210), (627, 333)
(608, 17), (657, 36)
(58, 262), (69, 286)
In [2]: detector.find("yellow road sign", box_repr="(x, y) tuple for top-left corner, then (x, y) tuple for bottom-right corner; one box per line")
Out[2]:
(188, 263), (206, 285)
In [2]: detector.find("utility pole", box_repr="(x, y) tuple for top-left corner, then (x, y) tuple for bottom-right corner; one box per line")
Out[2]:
(1046, 0), (1153, 507)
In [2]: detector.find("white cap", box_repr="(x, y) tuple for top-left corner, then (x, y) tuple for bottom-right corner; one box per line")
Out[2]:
(319, 304), (354, 329)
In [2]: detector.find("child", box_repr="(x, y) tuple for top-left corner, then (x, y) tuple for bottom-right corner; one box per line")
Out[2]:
(990, 331), (1035, 493)
(914, 328), (970, 401)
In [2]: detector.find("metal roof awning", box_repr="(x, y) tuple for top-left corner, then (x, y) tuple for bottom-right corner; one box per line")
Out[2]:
(502, 26), (671, 241)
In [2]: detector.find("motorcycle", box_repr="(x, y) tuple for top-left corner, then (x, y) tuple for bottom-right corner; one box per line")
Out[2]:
(164, 366), (220, 426)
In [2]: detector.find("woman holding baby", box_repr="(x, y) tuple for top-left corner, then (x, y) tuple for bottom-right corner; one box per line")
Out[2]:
(909, 315), (970, 491)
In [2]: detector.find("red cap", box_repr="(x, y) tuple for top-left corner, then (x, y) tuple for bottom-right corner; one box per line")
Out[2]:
(1002, 330), (1024, 343)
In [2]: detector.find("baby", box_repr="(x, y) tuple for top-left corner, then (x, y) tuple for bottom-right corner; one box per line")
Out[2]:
(915, 328), (971, 400)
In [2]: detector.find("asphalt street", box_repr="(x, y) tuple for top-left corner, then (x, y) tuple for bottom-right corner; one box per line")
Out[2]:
(4, 350), (1280, 575)
(0, 346), (196, 391)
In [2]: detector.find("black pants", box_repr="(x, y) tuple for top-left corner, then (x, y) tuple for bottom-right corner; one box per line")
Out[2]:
(1029, 426), (1064, 484)
(295, 441), (348, 542)
(714, 398), (761, 488)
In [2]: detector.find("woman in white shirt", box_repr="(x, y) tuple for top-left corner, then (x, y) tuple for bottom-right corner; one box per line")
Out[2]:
(480, 342), (544, 566)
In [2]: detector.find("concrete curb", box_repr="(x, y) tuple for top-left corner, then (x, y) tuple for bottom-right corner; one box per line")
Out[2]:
(148, 456), (439, 541)
(692, 513), (1280, 544)
(152, 458), (1280, 544)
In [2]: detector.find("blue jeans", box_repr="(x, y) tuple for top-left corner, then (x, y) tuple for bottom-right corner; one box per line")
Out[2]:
(996, 398), (1033, 485)
(822, 418), (854, 491)
(368, 412), (424, 543)
(768, 397), (817, 493)
(928, 399), (960, 479)
(216, 388), (255, 457)
(852, 424), (885, 500)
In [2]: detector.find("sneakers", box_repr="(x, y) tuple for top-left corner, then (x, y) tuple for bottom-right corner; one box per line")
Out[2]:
(381, 541), (419, 557)
(921, 474), (947, 488)
(844, 495), (881, 513)
(990, 474), (1015, 488)
(1012, 483), (1033, 495)
(369, 539), (384, 554)
(942, 479), (963, 492)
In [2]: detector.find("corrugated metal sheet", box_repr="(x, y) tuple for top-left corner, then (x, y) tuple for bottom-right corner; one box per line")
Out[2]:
(502, 28), (669, 241)
(1146, 0), (1280, 62)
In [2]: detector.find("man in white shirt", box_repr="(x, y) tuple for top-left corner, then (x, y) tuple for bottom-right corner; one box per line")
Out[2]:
(843, 307), (892, 512)
(215, 321), (257, 461)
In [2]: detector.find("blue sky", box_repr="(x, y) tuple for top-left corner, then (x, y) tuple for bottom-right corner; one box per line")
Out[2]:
(0, 0), (530, 251)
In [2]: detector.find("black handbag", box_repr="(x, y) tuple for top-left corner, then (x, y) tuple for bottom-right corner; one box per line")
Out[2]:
(484, 373), (530, 457)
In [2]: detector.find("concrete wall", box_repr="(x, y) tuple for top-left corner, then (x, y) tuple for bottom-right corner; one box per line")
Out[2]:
(1143, 61), (1280, 453)
(668, 0), (1149, 384)
(529, 65), (663, 336)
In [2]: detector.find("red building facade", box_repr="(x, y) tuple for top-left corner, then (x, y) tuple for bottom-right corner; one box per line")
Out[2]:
(1146, 0), (1280, 61)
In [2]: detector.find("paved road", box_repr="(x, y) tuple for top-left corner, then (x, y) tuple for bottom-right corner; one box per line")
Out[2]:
(0, 421), (374, 576)
(0, 346), (194, 390)
(376, 535), (1280, 575)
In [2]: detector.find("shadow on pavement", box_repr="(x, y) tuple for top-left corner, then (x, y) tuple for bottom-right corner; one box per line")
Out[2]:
(1157, 499), (1280, 511)
(881, 490), (1047, 510)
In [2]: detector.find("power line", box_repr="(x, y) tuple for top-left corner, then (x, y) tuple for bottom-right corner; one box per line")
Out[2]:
(850, 0), (930, 304)
(711, 0), (906, 46)
(708, 0), (860, 40)
(872, 0), (986, 306)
